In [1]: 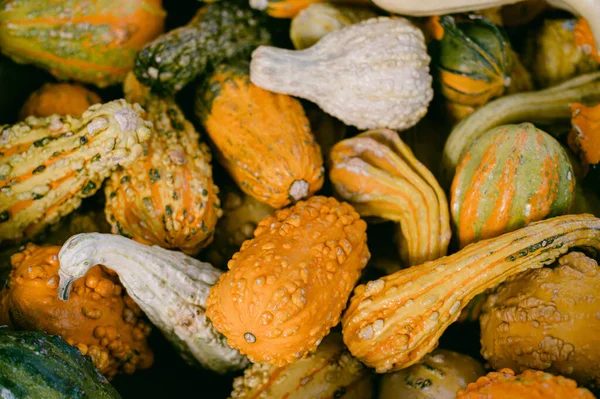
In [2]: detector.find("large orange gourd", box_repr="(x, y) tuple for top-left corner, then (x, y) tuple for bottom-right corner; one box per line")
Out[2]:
(206, 196), (369, 366)
(0, 244), (153, 378)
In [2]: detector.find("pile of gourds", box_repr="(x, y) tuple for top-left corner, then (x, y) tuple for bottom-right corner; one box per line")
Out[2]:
(0, 0), (600, 397)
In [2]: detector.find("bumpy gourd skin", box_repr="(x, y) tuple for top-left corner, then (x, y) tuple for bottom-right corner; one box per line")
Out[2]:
(229, 333), (373, 399)
(104, 73), (221, 255)
(134, 1), (271, 94)
(456, 368), (596, 398)
(196, 64), (324, 209)
(0, 0), (165, 87)
(0, 244), (153, 379)
(206, 196), (370, 366)
(330, 129), (451, 267)
(480, 252), (600, 388)
(19, 83), (102, 120)
(0, 99), (151, 244)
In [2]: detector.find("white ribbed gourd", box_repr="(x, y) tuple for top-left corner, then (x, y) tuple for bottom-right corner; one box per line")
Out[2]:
(251, 17), (433, 131)
(56, 233), (249, 374)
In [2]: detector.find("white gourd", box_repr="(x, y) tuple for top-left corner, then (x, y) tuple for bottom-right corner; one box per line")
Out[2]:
(251, 17), (433, 131)
(56, 233), (249, 374)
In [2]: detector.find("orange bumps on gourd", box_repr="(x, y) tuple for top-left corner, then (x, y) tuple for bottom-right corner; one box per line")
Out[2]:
(206, 196), (370, 366)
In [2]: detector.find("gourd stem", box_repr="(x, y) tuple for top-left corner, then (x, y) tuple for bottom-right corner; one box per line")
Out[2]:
(289, 179), (309, 201)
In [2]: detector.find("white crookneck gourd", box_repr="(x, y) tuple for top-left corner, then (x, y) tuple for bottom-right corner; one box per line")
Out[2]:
(370, 0), (600, 53)
(56, 233), (248, 373)
(250, 17), (433, 131)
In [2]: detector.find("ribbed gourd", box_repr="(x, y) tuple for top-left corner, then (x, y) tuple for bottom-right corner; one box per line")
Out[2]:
(195, 63), (324, 209)
(206, 196), (370, 366)
(19, 83), (102, 120)
(456, 369), (596, 399)
(0, 329), (122, 398)
(480, 252), (600, 388)
(523, 19), (598, 88)
(230, 333), (374, 399)
(104, 73), (221, 255)
(134, 1), (271, 94)
(433, 15), (514, 121)
(0, 99), (151, 244)
(330, 129), (451, 267)
(290, 3), (377, 50)
(341, 214), (600, 373)
(450, 123), (575, 247)
(250, 17), (433, 131)
(0, 243), (153, 378)
(57, 233), (249, 374)
(0, 0), (166, 87)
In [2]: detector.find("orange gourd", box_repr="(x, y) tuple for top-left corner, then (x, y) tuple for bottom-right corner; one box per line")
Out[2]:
(569, 102), (600, 175)
(206, 196), (370, 366)
(575, 18), (600, 63)
(19, 83), (102, 120)
(195, 64), (324, 209)
(0, 243), (153, 378)
(456, 369), (596, 399)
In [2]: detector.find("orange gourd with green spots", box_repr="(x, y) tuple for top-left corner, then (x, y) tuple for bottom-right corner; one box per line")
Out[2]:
(450, 123), (574, 248)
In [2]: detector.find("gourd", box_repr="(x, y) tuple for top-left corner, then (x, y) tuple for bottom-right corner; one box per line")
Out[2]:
(341, 214), (600, 373)
(480, 252), (600, 387)
(0, 0), (166, 87)
(450, 123), (575, 248)
(104, 73), (221, 255)
(203, 181), (274, 269)
(329, 129), (451, 266)
(57, 233), (249, 374)
(229, 333), (374, 399)
(378, 349), (485, 399)
(250, 17), (433, 131)
(290, 3), (377, 50)
(0, 243), (153, 378)
(456, 368), (596, 399)
(0, 329), (121, 398)
(575, 19), (600, 63)
(434, 15), (514, 121)
(19, 83), (102, 120)
(442, 71), (600, 185)
(0, 99), (151, 244)
(523, 19), (598, 88)
(195, 63), (324, 209)
(134, 2), (271, 94)
(206, 196), (370, 366)
(569, 103), (600, 179)
(359, 0), (600, 56)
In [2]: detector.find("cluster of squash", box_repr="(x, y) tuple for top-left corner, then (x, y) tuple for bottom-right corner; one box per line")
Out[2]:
(0, 0), (600, 397)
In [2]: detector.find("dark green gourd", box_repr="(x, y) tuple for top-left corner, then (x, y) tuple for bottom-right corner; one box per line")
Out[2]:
(133, 1), (271, 94)
(0, 329), (121, 398)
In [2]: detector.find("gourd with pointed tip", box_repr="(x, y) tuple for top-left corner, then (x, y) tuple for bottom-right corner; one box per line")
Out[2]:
(195, 63), (324, 209)
(250, 17), (433, 131)
(0, 0), (166, 87)
(230, 333), (374, 399)
(330, 129), (451, 267)
(57, 233), (248, 374)
(480, 252), (600, 387)
(104, 73), (221, 255)
(342, 214), (600, 373)
(206, 196), (370, 366)
(0, 243), (153, 378)
(456, 368), (596, 399)
(0, 99), (151, 244)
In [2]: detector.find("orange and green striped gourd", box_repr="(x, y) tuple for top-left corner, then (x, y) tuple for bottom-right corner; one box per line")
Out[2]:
(0, 0), (166, 87)
(104, 73), (221, 255)
(450, 123), (575, 248)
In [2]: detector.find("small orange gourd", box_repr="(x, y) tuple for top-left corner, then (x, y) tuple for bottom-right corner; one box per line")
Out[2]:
(575, 18), (600, 63)
(19, 83), (102, 120)
(456, 369), (596, 399)
(195, 64), (324, 209)
(569, 102), (600, 176)
(206, 196), (370, 366)
(0, 243), (153, 378)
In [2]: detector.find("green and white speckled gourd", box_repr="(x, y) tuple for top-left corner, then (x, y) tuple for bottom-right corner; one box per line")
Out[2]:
(250, 17), (433, 131)
(56, 233), (248, 374)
